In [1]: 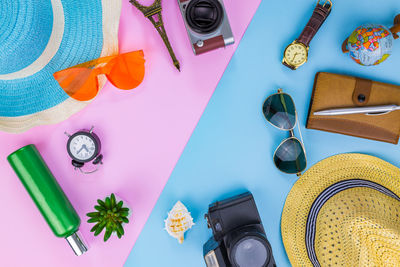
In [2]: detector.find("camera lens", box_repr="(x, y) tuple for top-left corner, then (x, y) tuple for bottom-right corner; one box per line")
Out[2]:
(186, 0), (224, 34)
(231, 236), (270, 267)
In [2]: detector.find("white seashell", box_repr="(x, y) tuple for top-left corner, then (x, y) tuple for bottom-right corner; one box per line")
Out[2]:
(164, 201), (195, 244)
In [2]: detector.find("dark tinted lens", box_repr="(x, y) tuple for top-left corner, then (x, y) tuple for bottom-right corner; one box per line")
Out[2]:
(274, 138), (306, 174)
(234, 238), (268, 267)
(263, 93), (296, 130)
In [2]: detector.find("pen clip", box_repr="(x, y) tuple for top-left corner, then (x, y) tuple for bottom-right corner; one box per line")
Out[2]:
(366, 110), (392, 116)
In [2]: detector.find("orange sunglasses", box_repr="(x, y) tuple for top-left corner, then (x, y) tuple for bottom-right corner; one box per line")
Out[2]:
(53, 50), (145, 101)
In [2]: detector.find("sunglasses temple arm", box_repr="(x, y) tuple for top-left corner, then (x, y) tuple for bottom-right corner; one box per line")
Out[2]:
(69, 55), (117, 69)
(296, 114), (306, 156)
(295, 114), (306, 177)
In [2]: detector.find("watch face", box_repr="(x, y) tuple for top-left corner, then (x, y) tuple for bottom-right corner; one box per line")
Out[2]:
(67, 132), (98, 162)
(284, 43), (308, 67)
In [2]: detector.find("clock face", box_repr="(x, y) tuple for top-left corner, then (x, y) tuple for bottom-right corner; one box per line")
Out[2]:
(284, 43), (308, 66)
(68, 133), (98, 162)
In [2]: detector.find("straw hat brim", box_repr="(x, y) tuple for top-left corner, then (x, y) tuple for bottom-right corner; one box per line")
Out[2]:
(281, 153), (400, 266)
(0, 0), (121, 133)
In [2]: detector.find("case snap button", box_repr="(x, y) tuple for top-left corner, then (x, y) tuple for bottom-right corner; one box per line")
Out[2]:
(357, 94), (366, 103)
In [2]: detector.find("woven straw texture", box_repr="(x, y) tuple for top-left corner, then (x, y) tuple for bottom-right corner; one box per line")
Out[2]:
(0, 0), (121, 133)
(281, 153), (400, 266)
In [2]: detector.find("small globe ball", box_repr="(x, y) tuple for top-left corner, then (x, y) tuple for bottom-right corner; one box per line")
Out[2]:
(346, 24), (394, 66)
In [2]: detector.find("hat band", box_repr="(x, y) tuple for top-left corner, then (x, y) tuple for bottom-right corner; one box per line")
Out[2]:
(305, 179), (400, 267)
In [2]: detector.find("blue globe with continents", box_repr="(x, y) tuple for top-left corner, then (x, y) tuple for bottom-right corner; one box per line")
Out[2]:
(346, 24), (394, 66)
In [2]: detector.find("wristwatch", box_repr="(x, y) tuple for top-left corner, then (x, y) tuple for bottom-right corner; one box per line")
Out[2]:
(282, 0), (332, 70)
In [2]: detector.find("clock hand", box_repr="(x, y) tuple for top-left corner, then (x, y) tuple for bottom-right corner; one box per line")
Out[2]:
(77, 146), (84, 154)
(292, 53), (298, 62)
(82, 145), (89, 152)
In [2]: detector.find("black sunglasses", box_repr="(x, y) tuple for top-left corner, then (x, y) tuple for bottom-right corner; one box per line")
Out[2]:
(262, 89), (306, 175)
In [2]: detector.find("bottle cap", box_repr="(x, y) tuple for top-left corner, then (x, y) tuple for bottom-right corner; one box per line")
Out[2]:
(66, 231), (88, 256)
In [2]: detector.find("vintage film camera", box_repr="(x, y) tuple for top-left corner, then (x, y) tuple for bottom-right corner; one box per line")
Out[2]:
(178, 0), (234, 55)
(203, 192), (276, 267)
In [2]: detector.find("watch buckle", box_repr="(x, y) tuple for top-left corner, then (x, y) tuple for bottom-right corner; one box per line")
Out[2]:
(317, 0), (332, 11)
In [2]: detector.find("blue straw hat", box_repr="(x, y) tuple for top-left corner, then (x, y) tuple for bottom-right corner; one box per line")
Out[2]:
(0, 0), (122, 132)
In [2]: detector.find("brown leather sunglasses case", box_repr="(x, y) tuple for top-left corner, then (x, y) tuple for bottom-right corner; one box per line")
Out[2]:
(307, 72), (400, 144)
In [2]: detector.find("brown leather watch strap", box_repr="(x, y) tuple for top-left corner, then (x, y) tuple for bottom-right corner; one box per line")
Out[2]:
(283, 61), (296, 70)
(297, 1), (332, 47)
(193, 35), (225, 55)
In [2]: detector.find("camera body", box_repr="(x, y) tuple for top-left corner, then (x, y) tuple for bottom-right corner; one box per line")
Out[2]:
(178, 0), (234, 55)
(203, 192), (276, 267)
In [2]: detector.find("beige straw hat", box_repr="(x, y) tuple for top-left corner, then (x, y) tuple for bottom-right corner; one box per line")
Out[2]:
(281, 153), (400, 266)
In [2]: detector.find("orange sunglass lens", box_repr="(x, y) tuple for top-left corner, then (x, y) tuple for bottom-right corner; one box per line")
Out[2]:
(105, 51), (145, 90)
(54, 67), (99, 101)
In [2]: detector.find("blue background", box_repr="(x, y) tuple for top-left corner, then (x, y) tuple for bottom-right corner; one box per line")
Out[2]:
(125, 0), (400, 266)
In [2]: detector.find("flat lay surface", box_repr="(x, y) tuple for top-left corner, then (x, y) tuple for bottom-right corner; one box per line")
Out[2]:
(124, 0), (400, 266)
(2, 0), (400, 266)
(0, 0), (260, 266)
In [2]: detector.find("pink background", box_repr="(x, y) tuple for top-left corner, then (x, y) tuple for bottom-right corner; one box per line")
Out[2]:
(0, 0), (261, 266)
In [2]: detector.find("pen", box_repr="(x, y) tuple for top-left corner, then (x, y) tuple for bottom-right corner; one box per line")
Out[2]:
(314, 104), (400, 116)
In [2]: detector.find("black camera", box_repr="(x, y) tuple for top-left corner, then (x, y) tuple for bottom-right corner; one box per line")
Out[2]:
(178, 0), (234, 55)
(203, 192), (276, 267)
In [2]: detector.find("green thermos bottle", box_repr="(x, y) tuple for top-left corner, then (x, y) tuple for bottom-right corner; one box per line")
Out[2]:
(8, 144), (88, 256)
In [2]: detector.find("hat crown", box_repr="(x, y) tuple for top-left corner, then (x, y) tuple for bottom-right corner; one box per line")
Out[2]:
(348, 217), (400, 265)
(315, 187), (400, 266)
(0, 0), (54, 75)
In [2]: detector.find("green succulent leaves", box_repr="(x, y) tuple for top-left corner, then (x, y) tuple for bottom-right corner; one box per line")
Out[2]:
(87, 193), (130, 242)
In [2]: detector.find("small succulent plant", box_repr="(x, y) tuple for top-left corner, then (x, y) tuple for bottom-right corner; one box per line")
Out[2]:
(87, 193), (130, 241)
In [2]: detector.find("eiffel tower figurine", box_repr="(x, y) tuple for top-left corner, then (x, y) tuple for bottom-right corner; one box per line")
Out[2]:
(130, 0), (181, 71)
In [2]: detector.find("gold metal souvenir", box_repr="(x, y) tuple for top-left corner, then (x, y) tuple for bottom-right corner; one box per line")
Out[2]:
(130, 0), (181, 71)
